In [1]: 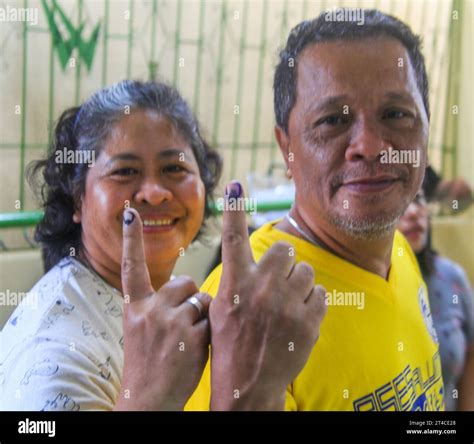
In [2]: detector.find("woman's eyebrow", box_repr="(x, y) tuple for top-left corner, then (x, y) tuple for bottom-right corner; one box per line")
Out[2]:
(105, 153), (141, 167)
(158, 148), (192, 161)
(105, 149), (192, 167)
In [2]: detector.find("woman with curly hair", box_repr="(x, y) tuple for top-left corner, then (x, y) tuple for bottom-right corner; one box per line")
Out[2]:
(1, 80), (223, 411)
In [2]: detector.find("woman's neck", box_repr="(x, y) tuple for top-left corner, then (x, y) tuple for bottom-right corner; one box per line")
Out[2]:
(78, 248), (175, 294)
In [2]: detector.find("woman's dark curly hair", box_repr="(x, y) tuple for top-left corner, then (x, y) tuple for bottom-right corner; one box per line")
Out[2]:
(415, 228), (437, 278)
(28, 80), (222, 272)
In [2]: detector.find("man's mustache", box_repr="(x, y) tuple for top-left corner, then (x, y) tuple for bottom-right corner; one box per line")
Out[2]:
(331, 164), (409, 188)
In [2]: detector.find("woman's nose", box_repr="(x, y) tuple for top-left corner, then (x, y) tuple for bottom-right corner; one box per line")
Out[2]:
(134, 179), (173, 205)
(405, 202), (422, 219)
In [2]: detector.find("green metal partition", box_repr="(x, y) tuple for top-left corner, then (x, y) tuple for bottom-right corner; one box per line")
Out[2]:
(0, 0), (463, 246)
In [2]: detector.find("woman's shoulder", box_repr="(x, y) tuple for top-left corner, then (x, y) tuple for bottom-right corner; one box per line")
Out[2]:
(433, 255), (470, 286)
(1, 256), (123, 356)
(0, 257), (124, 411)
(431, 256), (473, 314)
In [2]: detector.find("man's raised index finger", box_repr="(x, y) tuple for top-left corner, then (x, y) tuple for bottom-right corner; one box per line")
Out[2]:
(121, 208), (154, 301)
(221, 181), (254, 273)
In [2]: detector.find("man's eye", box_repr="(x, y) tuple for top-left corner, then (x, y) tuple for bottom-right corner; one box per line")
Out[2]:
(383, 110), (410, 119)
(163, 164), (186, 173)
(112, 168), (137, 176)
(315, 115), (347, 126)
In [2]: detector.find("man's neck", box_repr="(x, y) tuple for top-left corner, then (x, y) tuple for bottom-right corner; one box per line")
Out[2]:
(275, 210), (395, 280)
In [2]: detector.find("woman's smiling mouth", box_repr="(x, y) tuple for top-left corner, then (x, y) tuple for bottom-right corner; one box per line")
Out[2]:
(140, 215), (181, 233)
(143, 218), (174, 226)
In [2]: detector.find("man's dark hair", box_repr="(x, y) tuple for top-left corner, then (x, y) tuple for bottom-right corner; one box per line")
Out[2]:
(274, 9), (430, 133)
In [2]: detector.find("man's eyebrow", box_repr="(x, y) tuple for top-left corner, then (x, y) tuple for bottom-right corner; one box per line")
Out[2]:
(384, 91), (415, 102)
(305, 92), (416, 115)
(307, 95), (349, 114)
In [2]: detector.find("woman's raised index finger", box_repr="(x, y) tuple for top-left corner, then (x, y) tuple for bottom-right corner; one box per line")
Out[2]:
(121, 208), (154, 301)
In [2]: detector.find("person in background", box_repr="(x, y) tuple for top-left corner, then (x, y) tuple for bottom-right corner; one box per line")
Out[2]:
(397, 190), (474, 410)
(423, 165), (472, 212)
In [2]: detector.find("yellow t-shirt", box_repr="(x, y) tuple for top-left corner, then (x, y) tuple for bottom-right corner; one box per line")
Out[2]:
(185, 221), (444, 411)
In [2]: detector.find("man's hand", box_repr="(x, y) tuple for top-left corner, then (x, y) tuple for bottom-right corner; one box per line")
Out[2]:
(115, 208), (211, 411)
(209, 182), (328, 410)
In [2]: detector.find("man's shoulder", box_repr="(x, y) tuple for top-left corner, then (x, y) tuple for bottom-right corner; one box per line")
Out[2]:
(200, 263), (223, 296)
(248, 220), (285, 251)
(200, 221), (283, 296)
(393, 230), (421, 271)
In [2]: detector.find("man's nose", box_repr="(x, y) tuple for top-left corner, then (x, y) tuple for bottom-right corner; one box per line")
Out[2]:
(345, 120), (391, 162)
(135, 178), (173, 205)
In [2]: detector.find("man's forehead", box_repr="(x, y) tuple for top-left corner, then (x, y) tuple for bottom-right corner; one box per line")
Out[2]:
(296, 37), (418, 102)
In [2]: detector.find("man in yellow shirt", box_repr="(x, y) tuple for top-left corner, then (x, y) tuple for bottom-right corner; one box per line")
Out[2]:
(187, 221), (443, 410)
(186, 9), (444, 411)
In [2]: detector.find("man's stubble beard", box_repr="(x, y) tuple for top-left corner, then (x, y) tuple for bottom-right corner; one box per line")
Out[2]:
(329, 210), (402, 241)
(327, 193), (412, 241)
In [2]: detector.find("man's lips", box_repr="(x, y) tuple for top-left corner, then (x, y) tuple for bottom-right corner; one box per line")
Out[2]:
(341, 175), (400, 193)
(343, 174), (399, 185)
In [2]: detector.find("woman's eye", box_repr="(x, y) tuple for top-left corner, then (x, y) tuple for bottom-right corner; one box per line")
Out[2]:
(163, 164), (186, 174)
(112, 168), (137, 176)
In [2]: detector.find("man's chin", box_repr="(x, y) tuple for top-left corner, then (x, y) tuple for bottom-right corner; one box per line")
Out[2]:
(329, 212), (401, 241)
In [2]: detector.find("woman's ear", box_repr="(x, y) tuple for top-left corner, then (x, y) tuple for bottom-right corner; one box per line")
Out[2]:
(72, 211), (81, 223)
(72, 191), (85, 223)
(73, 200), (82, 223)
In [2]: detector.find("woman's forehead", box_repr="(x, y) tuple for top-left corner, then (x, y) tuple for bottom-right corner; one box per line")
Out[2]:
(103, 109), (192, 158)
(109, 109), (180, 140)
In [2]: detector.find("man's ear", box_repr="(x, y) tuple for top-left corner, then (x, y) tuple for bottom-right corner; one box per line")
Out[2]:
(274, 125), (291, 170)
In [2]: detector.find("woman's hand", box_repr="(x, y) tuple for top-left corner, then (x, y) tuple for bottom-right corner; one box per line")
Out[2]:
(114, 208), (211, 411)
(209, 182), (328, 410)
